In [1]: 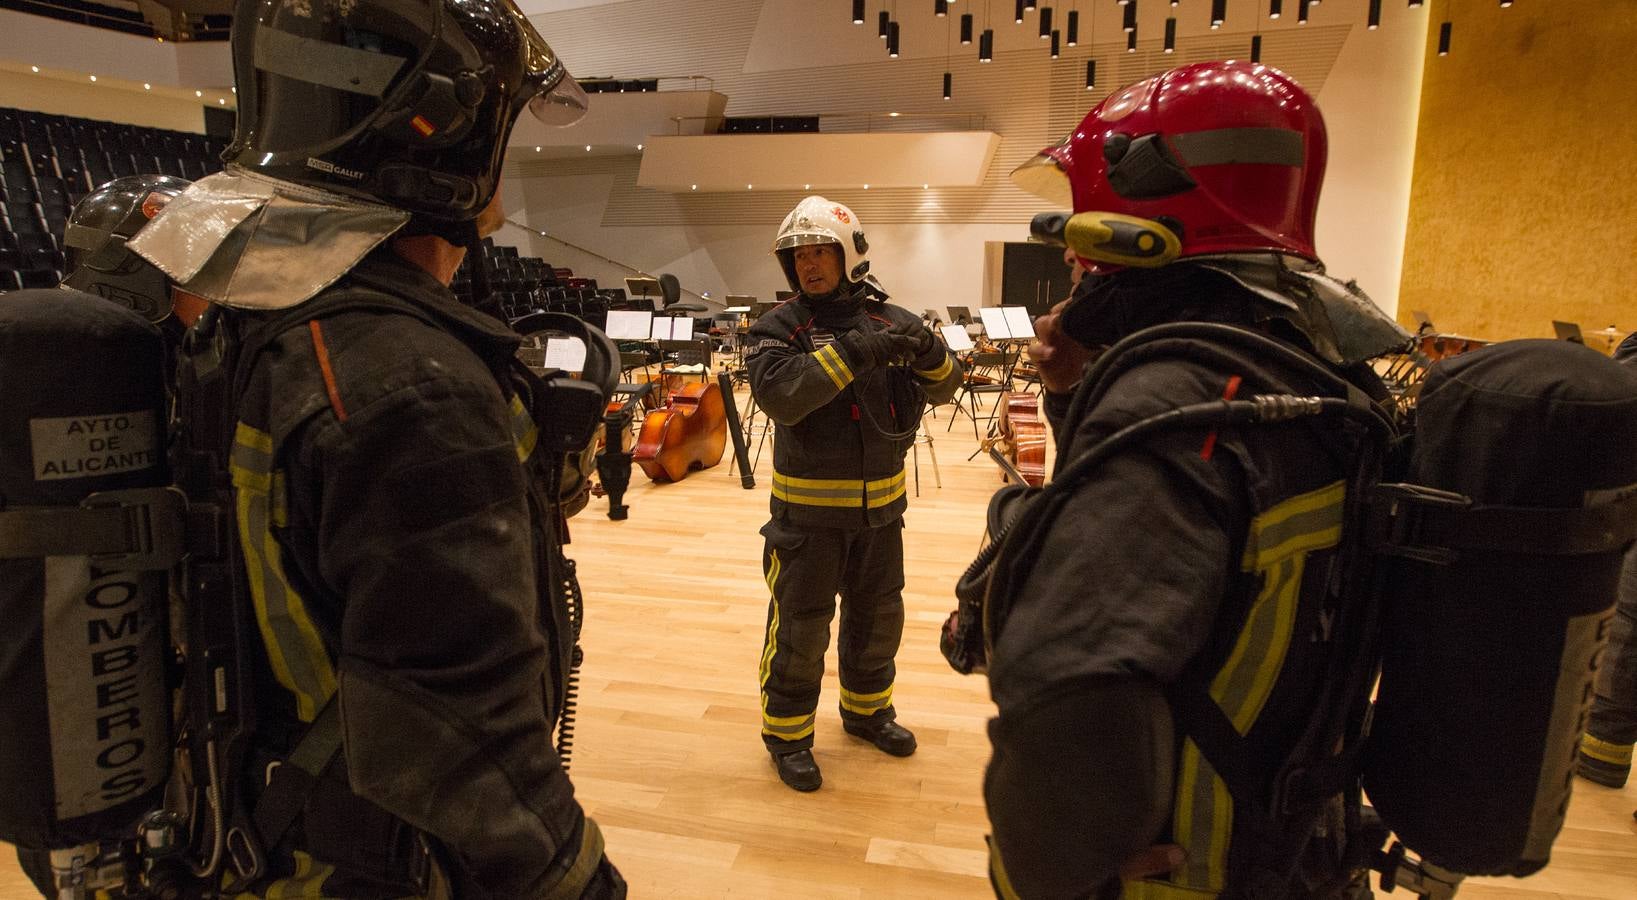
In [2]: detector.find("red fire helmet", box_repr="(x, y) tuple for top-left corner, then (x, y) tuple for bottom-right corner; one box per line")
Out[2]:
(1013, 61), (1327, 266)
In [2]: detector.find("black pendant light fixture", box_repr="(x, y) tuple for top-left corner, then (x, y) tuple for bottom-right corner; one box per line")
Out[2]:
(1067, 7), (1079, 45)
(961, 12), (974, 42)
(1024, 0), (1037, 9)
(1368, 0), (1381, 29)
(1297, 0), (1310, 24)
(1270, 0), (1282, 19)
(1124, 0), (1138, 32)
(1409, 0), (1424, 8)
(853, 0), (866, 24)
(944, 70), (953, 98)
(1040, 5), (1053, 38)
(1212, 0), (1226, 28)
(1127, 28), (1137, 51)
(1015, 0), (1025, 24)
(1164, 16), (1176, 52)
(1251, 33), (1262, 62)
(889, 19), (901, 56)
(1051, 29), (1061, 56)
(980, 28), (994, 62)
(880, 8), (890, 37)
(1438, 20), (1451, 55)
(1086, 58), (1097, 90)
(936, 0), (948, 16)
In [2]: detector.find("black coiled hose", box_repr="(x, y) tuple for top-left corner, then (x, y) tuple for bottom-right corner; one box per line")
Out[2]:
(556, 554), (585, 770)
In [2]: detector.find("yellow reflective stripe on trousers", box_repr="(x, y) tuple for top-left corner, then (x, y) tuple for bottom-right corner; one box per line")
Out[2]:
(839, 684), (893, 715)
(1163, 479), (1346, 897)
(989, 837), (1023, 900)
(914, 353), (954, 382)
(813, 343), (855, 389)
(542, 818), (607, 900)
(231, 423), (337, 724)
(759, 547), (816, 739)
(1581, 733), (1634, 766)
(508, 394), (539, 462)
(773, 469), (906, 509)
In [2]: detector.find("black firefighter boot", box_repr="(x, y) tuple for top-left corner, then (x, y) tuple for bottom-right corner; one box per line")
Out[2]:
(771, 749), (822, 792)
(844, 719), (917, 757)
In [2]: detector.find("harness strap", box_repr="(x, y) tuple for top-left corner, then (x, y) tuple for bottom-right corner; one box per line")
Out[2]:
(250, 694), (343, 851)
(0, 487), (185, 570)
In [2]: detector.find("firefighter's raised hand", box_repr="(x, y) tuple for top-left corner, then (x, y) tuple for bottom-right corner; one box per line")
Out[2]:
(1028, 298), (1095, 395)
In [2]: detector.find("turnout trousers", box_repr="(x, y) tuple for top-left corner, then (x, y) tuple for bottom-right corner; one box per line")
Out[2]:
(757, 516), (905, 752)
(1584, 552), (1637, 778)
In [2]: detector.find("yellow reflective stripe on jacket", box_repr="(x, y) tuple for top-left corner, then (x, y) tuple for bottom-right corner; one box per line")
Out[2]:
(772, 469), (906, 509)
(231, 423), (336, 723)
(839, 684), (894, 715)
(1164, 479), (1346, 897)
(1581, 733), (1634, 766)
(813, 343), (855, 390)
(914, 353), (954, 382)
(542, 818), (607, 900)
(508, 394), (539, 463)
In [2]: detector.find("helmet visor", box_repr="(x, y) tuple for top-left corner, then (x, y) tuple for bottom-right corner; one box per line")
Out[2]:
(506, 0), (589, 127)
(1010, 135), (1074, 206)
(773, 232), (844, 253)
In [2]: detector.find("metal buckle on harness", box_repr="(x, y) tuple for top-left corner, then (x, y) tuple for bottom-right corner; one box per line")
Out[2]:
(82, 487), (188, 570)
(1370, 483), (1473, 566)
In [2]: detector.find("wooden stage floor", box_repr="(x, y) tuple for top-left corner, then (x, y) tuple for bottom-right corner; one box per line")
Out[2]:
(4, 394), (1634, 898)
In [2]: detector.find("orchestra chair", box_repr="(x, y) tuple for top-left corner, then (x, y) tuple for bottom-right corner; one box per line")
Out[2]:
(946, 349), (1015, 440)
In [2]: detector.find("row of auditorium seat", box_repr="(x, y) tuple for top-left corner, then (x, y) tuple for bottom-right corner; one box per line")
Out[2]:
(0, 106), (228, 291)
(0, 0), (228, 40)
(453, 239), (641, 330)
(719, 116), (821, 134)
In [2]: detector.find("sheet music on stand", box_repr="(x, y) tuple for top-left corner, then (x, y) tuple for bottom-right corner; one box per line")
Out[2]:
(543, 337), (587, 372)
(1003, 307), (1036, 339)
(940, 324), (975, 352)
(651, 316), (694, 341)
(605, 309), (654, 340)
(977, 306), (1036, 341)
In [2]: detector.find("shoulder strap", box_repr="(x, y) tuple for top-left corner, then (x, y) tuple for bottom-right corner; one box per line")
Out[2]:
(250, 695), (343, 851)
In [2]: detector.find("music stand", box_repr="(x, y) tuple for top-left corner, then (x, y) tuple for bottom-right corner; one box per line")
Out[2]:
(1552, 320), (1586, 344)
(947, 305), (973, 326)
(624, 276), (662, 304)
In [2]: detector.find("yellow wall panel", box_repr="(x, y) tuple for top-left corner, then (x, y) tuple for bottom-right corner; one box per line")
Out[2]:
(1400, 0), (1637, 342)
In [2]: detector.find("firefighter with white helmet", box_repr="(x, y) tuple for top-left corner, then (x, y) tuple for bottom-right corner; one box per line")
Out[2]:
(747, 196), (961, 791)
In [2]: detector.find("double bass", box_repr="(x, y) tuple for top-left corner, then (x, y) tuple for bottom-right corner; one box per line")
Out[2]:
(632, 381), (728, 482)
(996, 392), (1047, 487)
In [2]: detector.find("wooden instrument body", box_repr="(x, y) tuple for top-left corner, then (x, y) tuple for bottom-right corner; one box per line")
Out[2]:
(632, 382), (728, 482)
(997, 391), (1047, 487)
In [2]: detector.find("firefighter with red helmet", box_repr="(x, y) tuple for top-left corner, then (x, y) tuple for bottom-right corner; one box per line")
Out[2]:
(748, 196), (961, 792)
(982, 62), (1404, 898)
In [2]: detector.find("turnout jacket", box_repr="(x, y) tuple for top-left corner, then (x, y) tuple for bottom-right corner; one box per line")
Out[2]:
(746, 292), (961, 528)
(227, 251), (617, 899)
(985, 274), (1372, 900)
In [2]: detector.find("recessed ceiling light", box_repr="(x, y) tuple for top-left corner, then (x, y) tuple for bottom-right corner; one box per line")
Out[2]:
(747, 184), (754, 190)
(636, 143), (644, 150)
(195, 90), (203, 97)
(863, 184), (870, 190)
(691, 184), (698, 190)
(585, 145), (592, 152)
(89, 75), (97, 82)
(218, 98), (226, 105)
(534, 146), (542, 152)
(923, 184), (929, 189)
(889, 112), (901, 117)
(30, 65), (38, 73)
(231, 87), (236, 94)
(804, 184), (811, 190)
(143, 83), (151, 90)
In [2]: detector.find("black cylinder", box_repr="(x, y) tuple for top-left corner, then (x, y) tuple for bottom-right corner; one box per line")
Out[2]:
(1124, 1), (1138, 32)
(853, 0), (866, 23)
(1066, 9), (1079, 44)
(942, 71), (953, 99)
(879, 9), (890, 38)
(1365, 342), (1637, 875)
(0, 289), (172, 850)
(961, 12), (974, 43)
(1039, 6), (1053, 38)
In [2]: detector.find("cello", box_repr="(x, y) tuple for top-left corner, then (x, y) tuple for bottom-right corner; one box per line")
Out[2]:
(632, 381), (728, 482)
(996, 392), (1047, 487)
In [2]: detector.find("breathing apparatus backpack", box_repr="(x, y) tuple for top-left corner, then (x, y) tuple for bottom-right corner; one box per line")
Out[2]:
(943, 325), (1637, 898)
(1, 285), (616, 899)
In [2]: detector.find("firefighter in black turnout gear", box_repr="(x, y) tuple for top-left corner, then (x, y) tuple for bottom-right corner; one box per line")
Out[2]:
(112, 0), (624, 896)
(980, 62), (1407, 898)
(748, 197), (961, 791)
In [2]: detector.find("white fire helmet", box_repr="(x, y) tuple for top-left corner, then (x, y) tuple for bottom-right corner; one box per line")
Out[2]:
(773, 196), (870, 291)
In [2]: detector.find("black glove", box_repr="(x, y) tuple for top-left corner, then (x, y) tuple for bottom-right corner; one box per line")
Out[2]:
(842, 328), (921, 369)
(891, 320), (945, 370)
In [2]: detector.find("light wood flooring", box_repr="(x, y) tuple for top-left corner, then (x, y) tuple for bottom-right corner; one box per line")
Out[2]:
(5, 393), (1636, 898)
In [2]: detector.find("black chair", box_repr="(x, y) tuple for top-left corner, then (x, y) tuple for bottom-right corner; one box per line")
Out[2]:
(946, 350), (1015, 439)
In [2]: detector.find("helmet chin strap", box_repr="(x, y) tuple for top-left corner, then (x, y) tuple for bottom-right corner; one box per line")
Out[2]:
(464, 220), (503, 318)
